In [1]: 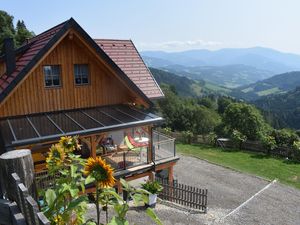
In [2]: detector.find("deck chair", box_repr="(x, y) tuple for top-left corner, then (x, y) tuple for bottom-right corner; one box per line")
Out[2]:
(126, 134), (148, 148)
(124, 136), (140, 152)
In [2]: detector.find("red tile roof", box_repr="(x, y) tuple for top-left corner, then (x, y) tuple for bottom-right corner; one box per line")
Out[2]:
(0, 21), (66, 95)
(95, 39), (164, 99)
(0, 19), (162, 105)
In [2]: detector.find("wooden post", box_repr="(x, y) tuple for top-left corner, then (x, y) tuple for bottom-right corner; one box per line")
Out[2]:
(26, 196), (39, 225)
(147, 126), (153, 163)
(0, 150), (35, 201)
(168, 165), (174, 185)
(37, 212), (50, 225)
(149, 171), (155, 181)
(91, 136), (97, 158)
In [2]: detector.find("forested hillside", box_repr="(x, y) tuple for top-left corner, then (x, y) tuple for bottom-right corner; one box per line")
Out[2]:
(150, 67), (231, 97)
(232, 71), (300, 101)
(254, 87), (300, 129)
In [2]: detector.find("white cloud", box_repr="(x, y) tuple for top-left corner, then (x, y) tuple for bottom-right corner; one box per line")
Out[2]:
(136, 39), (223, 51)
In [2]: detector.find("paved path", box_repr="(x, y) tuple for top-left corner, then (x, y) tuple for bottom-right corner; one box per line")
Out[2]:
(174, 155), (300, 225)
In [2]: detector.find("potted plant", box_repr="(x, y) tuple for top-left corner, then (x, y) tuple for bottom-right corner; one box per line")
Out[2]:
(141, 180), (163, 208)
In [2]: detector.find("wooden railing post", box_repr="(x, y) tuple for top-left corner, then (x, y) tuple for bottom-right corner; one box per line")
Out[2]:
(26, 196), (39, 225)
(37, 212), (50, 225)
(18, 183), (33, 225)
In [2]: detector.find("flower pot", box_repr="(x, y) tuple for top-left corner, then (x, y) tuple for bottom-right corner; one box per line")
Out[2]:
(147, 193), (157, 208)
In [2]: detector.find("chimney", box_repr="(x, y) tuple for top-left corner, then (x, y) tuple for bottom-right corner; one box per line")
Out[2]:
(3, 38), (16, 76)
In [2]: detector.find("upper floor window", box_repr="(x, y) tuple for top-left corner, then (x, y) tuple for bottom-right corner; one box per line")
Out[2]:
(43, 65), (61, 87)
(74, 64), (89, 85)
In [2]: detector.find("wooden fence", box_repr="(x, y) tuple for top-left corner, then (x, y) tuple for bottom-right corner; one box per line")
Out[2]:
(0, 173), (50, 225)
(156, 177), (208, 213)
(158, 129), (299, 160)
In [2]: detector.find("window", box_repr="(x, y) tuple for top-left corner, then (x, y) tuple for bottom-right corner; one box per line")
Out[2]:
(43, 65), (61, 87)
(74, 64), (89, 85)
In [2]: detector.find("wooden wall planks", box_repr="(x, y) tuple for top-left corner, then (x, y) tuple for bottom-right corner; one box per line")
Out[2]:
(0, 35), (140, 117)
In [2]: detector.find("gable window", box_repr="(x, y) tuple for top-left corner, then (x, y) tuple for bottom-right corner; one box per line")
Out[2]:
(74, 64), (89, 85)
(43, 65), (61, 87)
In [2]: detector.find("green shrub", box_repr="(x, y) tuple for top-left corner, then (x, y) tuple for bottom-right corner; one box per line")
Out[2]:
(231, 130), (247, 150)
(272, 129), (299, 147)
(261, 135), (277, 154)
(181, 131), (194, 144)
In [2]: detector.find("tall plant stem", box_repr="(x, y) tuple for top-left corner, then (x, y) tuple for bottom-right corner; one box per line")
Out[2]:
(106, 202), (108, 224)
(96, 183), (100, 225)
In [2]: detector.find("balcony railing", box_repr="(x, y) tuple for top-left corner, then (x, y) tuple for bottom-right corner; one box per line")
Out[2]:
(102, 148), (148, 171)
(153, 131), (176, 162)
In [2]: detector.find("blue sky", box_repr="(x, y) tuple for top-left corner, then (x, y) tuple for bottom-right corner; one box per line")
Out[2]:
(2, 0), (300, 53)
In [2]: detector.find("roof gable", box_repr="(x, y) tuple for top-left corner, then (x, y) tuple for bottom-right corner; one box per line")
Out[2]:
(0, 18), (153, 106)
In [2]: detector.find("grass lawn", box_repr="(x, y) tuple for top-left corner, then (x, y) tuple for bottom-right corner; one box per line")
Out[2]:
(177, 143), (300, 189)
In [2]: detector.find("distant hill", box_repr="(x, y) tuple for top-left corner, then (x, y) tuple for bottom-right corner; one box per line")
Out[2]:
(254, 87), (300, 129)
(232, 71), (300, 100)
(160, 64), (272, 88)
(150, 68), (231, 97)
(142, 47), (300, 73)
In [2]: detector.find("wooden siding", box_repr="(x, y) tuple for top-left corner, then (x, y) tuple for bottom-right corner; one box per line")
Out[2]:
(0, 61), (5, 75)
(0, 35), (140, 117)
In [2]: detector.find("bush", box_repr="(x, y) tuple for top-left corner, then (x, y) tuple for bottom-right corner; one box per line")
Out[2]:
(261, 135), (277, 154)
(272, 129), (299, 147)
(207, 132), (217, 146)
(231, 130), (247, 150)
(181, 131), (193, 144)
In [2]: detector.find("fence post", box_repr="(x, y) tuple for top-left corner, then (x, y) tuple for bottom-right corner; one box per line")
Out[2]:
(26, 196), (39, 225)
(0, 150), (35, 200)
(11, 173), (23, 216)
(9, 202), (26, 225)
(18, 183), (33, 225)
(37, 212), (50, 225)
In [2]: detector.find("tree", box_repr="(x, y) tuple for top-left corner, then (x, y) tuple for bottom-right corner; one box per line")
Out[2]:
(223, 102), (269, 140)
(15, 20), (34, 47)
(0, 11), (34, 54)
(0, 10), (15, 53)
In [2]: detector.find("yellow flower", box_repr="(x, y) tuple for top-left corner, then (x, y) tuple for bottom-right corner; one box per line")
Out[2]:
(84, 157), (115, 188)
(59, 136), (81, 153)
(46, 144), (66, 168)
(54, 215), (64, 225)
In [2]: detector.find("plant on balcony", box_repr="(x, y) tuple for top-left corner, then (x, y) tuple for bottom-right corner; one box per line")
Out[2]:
(141, 180), (163, 207)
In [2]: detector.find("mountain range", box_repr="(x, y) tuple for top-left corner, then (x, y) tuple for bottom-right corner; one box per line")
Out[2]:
(142, 47), (300, 73)
(142, 47), (300, 88)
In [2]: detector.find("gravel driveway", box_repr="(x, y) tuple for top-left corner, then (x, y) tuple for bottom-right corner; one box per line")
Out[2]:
(86, 155), (300, 224)
(174, 155), (300, 225)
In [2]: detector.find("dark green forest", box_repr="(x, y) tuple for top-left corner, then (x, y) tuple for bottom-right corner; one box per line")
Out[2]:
(0, 10), (34, 54)
(254, 87), (300, 129)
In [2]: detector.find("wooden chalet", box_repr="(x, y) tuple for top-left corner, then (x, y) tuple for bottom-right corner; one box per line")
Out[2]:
(0, 18), (178, 187)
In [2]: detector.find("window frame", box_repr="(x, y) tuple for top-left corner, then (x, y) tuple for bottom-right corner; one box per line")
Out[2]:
(43, 65), (62, 88)
(74, 64), (90, 86)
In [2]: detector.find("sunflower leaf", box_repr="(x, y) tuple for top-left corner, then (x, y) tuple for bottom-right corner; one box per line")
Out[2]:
(146, 208), (163, 225)
(85, 175), (95, 185)
(45, 189), (56, 207)
(71, 165), (78, 178)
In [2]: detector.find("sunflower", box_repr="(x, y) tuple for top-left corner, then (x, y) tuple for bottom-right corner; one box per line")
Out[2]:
(59, 136), (81, 153)
(84, 157), (115, 188)
(46, 144), (66, 168)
